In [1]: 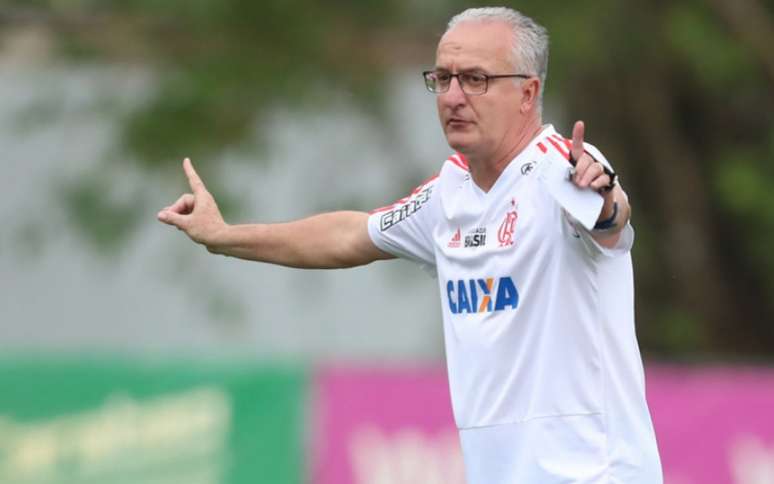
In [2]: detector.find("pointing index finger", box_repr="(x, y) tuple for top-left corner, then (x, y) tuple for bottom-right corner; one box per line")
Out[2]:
(571, 120), (585, 162)
(183, 158), (206, 194)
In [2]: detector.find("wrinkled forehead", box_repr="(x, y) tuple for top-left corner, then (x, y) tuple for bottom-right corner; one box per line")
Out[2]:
(435, 20), (516, 71)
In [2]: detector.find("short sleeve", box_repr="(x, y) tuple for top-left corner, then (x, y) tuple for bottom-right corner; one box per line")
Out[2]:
(574, 141), (634, 258)
(368, 176), (440, 271)
(576, 220), (635, 258)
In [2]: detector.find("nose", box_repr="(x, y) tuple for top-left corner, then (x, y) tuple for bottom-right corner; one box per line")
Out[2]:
(438, 76), (467, 108)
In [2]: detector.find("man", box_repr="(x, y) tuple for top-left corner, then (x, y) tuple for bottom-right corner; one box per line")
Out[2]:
(158, 7), (662, 484)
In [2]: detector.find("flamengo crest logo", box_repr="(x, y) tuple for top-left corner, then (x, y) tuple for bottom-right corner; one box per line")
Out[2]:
(446, 276), (519, 314)
(498, 199), (518, 247)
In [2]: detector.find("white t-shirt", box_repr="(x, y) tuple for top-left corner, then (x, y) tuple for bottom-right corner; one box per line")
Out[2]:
(367, 126), (662, 484)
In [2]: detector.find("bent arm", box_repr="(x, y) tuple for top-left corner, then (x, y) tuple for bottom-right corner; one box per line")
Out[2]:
(206, 211), (394, 268)
(568, 122), (631, 249)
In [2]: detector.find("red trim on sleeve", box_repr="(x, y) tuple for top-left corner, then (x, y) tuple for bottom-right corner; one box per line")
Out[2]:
(369, 173), (439, 214)
(369, 151), (465, 215)
(537, 142), (548, 153)
(546, 137), (570, 160)
(551, 134), (573, 152)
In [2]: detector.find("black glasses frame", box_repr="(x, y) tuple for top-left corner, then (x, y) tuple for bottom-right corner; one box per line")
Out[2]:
(422, 70), (533, 95)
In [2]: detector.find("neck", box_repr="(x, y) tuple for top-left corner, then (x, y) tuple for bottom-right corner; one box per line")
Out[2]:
(467, 118), (543, 193)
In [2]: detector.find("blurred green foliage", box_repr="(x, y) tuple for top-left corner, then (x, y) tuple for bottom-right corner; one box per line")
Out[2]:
(61, 173), (143, 255)
(4, 0), (773, 358)
(33, 0), (408, 165)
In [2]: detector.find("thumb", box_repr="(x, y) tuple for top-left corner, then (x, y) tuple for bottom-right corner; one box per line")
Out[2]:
(570, 120), (585, 163)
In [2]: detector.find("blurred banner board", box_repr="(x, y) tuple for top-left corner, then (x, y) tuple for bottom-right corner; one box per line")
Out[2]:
(313, 365), (774, 484)
(0, 358), (306, 484)
(1, 359), (773, 484)
(312, 367), (465, 484)
(647, 366), (774, 484)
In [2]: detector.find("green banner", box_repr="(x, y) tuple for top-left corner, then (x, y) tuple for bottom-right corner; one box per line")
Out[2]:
(0, 357), (306, 484)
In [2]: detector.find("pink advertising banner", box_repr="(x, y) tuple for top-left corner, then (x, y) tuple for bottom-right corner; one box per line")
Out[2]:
(646, 365), (774, 484)
(312, 366), (464, 484)
(312, 364), (774, 484)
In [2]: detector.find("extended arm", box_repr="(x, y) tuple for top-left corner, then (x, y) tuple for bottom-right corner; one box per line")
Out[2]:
(157, 159), (394, 268)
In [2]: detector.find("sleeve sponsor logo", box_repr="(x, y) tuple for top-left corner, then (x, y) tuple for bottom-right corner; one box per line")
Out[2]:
(379, 186), (433, 231)
(446, 276), (519, 314)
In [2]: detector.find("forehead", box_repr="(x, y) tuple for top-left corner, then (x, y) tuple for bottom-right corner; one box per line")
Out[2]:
(435, 20), (515, 71)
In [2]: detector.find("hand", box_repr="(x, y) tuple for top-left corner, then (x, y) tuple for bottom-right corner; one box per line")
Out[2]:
(157, 158), (226, 246)
(569, 120), (614, 193)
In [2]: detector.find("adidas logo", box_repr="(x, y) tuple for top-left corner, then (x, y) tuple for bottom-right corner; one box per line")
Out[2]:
(448, 228), (461, 248)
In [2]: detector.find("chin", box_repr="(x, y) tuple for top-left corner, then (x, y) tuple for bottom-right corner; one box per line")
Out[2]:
(445, 132), (475, 153)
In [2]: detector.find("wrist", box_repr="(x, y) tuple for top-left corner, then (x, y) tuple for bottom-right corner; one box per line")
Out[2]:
(598, 190), (617, 218)
(203, 223), (233, 254)
(593, 201), (618, 231)
(593, 187), (630, 233)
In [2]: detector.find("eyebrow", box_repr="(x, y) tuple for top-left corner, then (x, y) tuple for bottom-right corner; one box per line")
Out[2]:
(433, 65), (488, 72)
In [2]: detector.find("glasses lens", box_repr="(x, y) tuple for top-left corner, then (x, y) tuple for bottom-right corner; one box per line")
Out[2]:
(424, 71), (452, 93)
(423, 71), (489, 95)
(460, 73), (487, 94)
(423, 72), (438, 92)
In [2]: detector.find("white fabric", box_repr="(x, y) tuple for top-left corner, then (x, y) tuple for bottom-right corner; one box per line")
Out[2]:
(367, 125), (662, 483)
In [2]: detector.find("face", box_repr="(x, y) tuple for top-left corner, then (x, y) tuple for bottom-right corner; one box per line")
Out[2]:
(434, 21), (538, 160)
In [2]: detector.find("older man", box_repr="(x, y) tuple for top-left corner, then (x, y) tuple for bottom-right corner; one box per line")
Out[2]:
(158, 6), (662, 484)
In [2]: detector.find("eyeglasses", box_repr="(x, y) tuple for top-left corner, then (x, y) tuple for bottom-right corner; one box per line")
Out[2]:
(422, 70), (532, 95)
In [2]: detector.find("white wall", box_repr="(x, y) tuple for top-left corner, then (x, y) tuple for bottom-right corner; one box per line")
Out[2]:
(0, 30), (451, 362)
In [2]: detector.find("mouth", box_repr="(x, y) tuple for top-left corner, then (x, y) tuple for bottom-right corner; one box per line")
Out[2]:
(446, 118), (472, 129)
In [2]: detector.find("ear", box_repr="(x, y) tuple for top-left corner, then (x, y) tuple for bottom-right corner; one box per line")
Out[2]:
(519, 77), (540, 114)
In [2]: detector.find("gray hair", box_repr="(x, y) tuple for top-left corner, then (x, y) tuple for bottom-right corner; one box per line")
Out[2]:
(447, 7), (549, 106)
